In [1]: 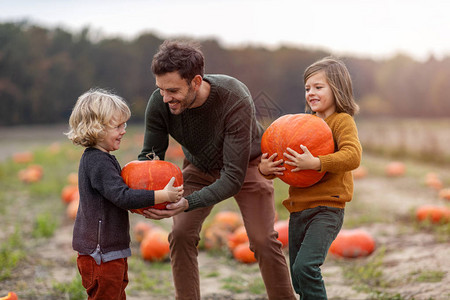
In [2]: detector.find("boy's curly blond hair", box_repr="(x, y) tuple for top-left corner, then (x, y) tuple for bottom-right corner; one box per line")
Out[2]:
(65, 88), (130, 147)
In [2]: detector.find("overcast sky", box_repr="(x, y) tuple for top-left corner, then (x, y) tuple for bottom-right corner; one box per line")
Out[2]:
(1, 0), (450, 61)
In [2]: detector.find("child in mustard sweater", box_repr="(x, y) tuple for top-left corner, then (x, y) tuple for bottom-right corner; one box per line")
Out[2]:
(259, 57), (362, 300)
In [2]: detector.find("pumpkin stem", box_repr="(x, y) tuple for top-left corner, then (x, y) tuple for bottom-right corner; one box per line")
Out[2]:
(145, 151), (160, 161)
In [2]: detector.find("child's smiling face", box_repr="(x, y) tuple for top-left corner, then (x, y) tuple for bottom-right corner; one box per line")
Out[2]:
(305, 71), (336, 119)
(95, 121), (127, 153)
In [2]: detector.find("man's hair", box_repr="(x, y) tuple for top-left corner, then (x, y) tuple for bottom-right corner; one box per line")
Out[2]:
(151, 40), (205, 82)
(65, 88), (130, 147)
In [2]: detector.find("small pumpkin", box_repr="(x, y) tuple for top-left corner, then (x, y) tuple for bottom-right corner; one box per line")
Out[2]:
(212, 211), (243, 231)
(203, 222), (233, 250)
(416, 205), (450, 224)
(12, 151), (33, 163)
(261, 114), (334, 187)
(0, 292), (18, 300)
(385, 161), (406, 177)
(121, 155), (183, 214)
(274, 219), (289, 248)
(18, 164), (43, 183)
(61, 185), (79, 204)
(329, 229), (376, 258)
(66, 197), (79, 220)
(140, 227), (170, 261)
(232, 242), (257, 264)
(438, 188), (450, 201)
(133, 221), (154, 243)
(227, 225), (249, 250)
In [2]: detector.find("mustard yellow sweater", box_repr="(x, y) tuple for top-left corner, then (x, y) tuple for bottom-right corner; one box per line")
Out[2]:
(282, 112), (362, 213)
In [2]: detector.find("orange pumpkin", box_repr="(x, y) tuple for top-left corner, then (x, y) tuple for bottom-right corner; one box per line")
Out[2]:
(438, 188), (450, 201)
(140, 228), (170, 261)
(66, 197), (79, 220)
(121, 157), (183, 214)
(385, 161), (406, 177)
(133, 221), (154, 243)
(12, 151), (33, 163)
(61, 185), (79, 204)
(203, 222), (233, 250)
(18, 164), (43, 183)
(233, 242), (257, 264)
(227, 225), (249, 250)
(416, 205), (450, 224)
(0, 292), (18, 300)
(329, 229), (376, 258)
(213, 211), (243, 230)
(274, 219), (289, 248)
(261, 114), (334, 187)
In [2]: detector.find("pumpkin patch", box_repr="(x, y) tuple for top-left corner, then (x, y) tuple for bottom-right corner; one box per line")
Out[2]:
(261, 114), (334, 187)
(329, 229), (376, 258)
(415, 205), (450, 224)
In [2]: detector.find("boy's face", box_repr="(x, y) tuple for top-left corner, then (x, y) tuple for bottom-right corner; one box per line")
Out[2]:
(95, 122), (127, 153)
(155, 71), (199, 115)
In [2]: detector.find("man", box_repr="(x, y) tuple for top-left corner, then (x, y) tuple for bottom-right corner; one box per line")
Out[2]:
(139, 40), (296, 300)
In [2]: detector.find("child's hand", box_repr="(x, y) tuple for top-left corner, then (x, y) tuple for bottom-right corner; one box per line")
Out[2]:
(154, 177), (184, 204)
(259, 153), (285, 176)
(284, 145), (321, 172)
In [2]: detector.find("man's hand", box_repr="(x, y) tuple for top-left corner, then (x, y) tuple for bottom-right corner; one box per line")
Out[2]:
(141, 197), (189, 220)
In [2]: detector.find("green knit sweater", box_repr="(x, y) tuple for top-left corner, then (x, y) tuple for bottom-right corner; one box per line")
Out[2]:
(138, 74), (264, 211)
(283, 112), (362, 213)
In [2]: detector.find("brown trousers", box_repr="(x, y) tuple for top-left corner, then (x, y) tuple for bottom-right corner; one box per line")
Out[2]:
(169, 157), (296, 300)
(77, 255), (128, 300)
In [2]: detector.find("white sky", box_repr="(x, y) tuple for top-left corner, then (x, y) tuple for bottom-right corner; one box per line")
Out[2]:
(1, 0), (450, 61)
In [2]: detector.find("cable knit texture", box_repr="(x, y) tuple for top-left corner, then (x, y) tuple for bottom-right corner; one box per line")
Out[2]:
(283, 112), (362, 213)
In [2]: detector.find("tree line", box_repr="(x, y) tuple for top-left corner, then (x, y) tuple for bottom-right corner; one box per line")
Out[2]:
(1, 21), (449, 126)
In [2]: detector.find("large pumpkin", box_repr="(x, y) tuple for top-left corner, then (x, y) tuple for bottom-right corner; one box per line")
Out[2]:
(329, 229), (376, 258)
(261, 114), (334, 187)
(121, 157), (183, 214)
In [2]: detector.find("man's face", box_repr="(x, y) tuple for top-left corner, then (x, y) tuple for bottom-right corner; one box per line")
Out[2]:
(155, 71), (197, 115)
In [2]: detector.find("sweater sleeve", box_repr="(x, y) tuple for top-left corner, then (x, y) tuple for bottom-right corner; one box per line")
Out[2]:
(138, 90), (170, 161)
(87, 151), (156, 210)
(319, 114), (362, 173)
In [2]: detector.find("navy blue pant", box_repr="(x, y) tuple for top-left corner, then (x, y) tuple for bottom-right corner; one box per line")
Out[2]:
(288, 206), (344, 300)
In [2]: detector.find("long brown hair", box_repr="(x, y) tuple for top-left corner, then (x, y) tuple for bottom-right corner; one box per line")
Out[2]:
(304, 57), (359, 116)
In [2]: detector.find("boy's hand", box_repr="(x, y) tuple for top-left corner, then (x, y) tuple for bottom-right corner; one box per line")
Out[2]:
(154, 177), (184, 204)
(284, 145), (321, 172)
(259, 153), (285, 176)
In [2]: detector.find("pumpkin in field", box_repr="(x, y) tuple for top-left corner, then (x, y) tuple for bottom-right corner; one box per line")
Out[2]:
(415, 205), (450, 224)
(140, 227), (170, 261)
(261, 114), (334, 187)
(213, 211), (243, 231)
(227, 225), (249, 250)
(203, 222), (233, 250)
(438, 188), (450, 201)
(18, 164), (43, 183)
(121, 156), (183, 214)
(12, 151), (33, 163)
(385, 161), (406, 177)
(0, 292), (18, 300)
(66, 197), (79, 220)
(233, 242), (257, 264)
(133, 221), (154, 243)
(274, 219), (289, 248)
(67, 172), (78, 185)
(329, 229), (375, 258)
(61, 185), (79, 204)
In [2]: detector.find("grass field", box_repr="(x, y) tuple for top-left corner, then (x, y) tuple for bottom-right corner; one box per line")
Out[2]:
(0, 119), (449, 299)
